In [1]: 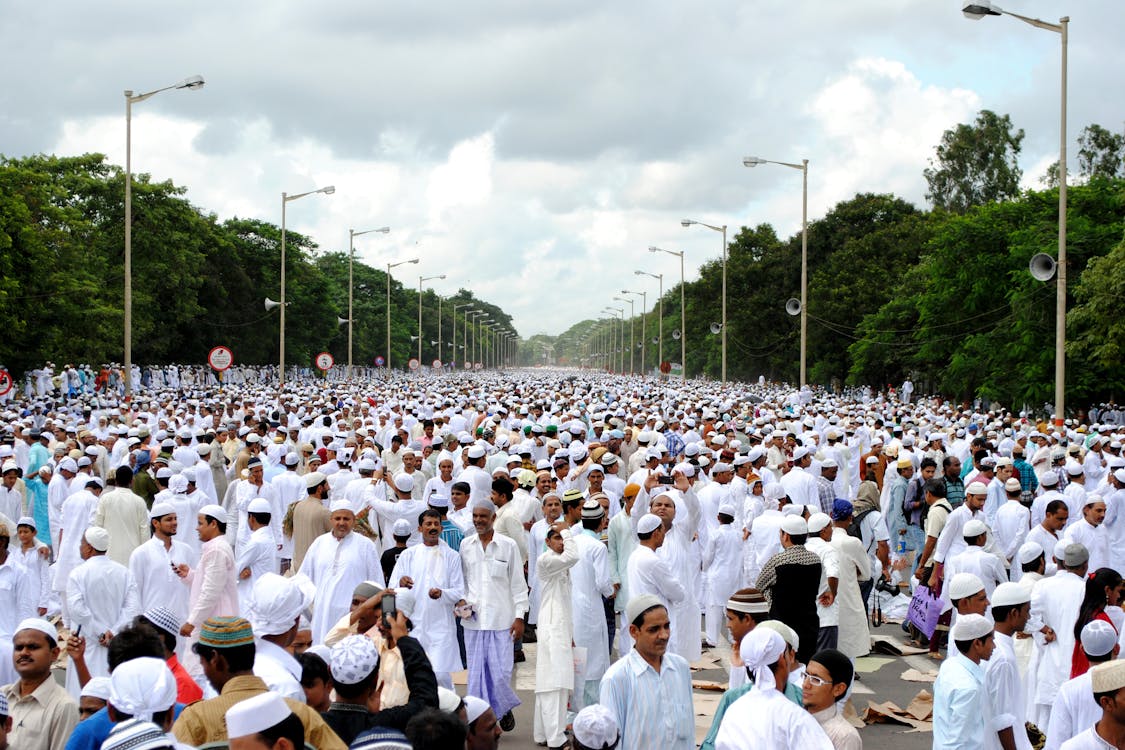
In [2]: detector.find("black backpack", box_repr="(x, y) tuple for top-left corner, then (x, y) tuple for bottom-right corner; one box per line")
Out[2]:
(847, 507), (877, 543)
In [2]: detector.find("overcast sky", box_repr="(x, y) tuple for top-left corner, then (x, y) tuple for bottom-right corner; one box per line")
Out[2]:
(3, 1), (1121, 339)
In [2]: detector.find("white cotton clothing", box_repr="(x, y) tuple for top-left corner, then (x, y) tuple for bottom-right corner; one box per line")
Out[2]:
(15, 540), (50, 612)
(806, 535), (841, 627)
(779, 468), (818, 511)
(128, 536), (196, 625)
(252, 637), (306, 702)
(1026, 525), (1061, 577)
(995, 501), (1031, 567)
(703, 524), (744, 609)
(459, 532), (529, 631)
(714, 684), (833, 750)
(1046, 671), (1101, 750)
(1064, 520), (1110, 573)
(534, 528), (578, 693)
(0, 554), (35, 641)
(299, 531), (383, 644)
(94, 487), (149, 565)
(55, 490), (100, 595)
(0, 486), (22, 522)
(235, 525), (279, 609)
(831, 527), (872, 659)
(186, 536), (239, 628)
(571, 529), (614, 683)
(945, 546), (1008, 601)
(234, 481), (281, 552)
(1059, 727), (1116, 749)
(1031, 570), (1086, 709)
(168, 490), (204, 556)
(984, 631), (1033, 750)
(65, 554), (141, 698)
(367, 495), (426, 553)
(388, 540), (465, 674)
(607, 510), (637, 614)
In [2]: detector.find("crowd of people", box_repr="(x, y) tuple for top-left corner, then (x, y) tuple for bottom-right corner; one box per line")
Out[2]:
(0, 366), (1121, 749)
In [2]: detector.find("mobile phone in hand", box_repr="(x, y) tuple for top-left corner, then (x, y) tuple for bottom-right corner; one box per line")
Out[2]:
(382, 592), (397, 628)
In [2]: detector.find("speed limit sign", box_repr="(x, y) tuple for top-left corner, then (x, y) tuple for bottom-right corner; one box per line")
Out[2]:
(408, 358), (420, 371)
(431, 359), (442, 369)
(315, 352), (334, 371)
(0, 370), (11, 397)
(474, 362), (483, 370)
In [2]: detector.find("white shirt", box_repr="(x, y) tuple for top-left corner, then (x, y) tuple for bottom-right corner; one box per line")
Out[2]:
(1047, 671), (1102, 750)
(934, 651), (988, 749)
(253, 638), (305, 702)
(1060, 727), (1116, 750)
(459, 532), (528, 630)
(626, 544), (685, 616)
(388, 540), (465, 674)
(299, 531), (384, 644)
(995, 501), (1030, 566)
(715, 685), (833, 750)
(806, 536), (840, 627)
(1064, 520), (1110, 573)
(985, 631), (1033, 750)
(128, 536), (196, 625)
(1031, 570), (1087, 707)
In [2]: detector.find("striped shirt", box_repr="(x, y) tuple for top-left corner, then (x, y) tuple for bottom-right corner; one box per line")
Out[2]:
(600, 649), (695, 750)
(440, 519), (464, 551)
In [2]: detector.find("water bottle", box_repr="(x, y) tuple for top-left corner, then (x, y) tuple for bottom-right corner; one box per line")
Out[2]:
(897, 538), (907, 555)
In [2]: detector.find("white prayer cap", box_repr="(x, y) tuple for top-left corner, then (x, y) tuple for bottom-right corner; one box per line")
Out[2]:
(182, 467), (197, 483)
(757, 619), (799, 652)
(154, 467), (172, 480)
(198, 504), (227, 524)
(330, 635), (380, 685)
(392, 519), (412, 537)
(466, 444), (486, 459)
(572, 705), (619, 750)
(1004, 478), (1022, 492)
(58, 457), (78, 473)
(747, 447), (765, 462)
(463, 695), (491, 724)
(962, 519), (988, 538)
(1091, 660), (1125, 694)
(991, 582), (1030, 608)
(781, 504), (804, 517)
(427, 493), (450, 509)
(249, 573), (311, 636)
(808, 513), (832, 533)
(168, 475), (188, 494)
(1040, 471), (1059, 487)
(0, 461), (16, 474)
(948, 573), (984, 601)
(109, 657), (176, 721)
(718, 503), (738, 518)
(247, 497), (272, 515)
(393, 473), (414, 492)
(437, 686), (462, 713)
(764, 484), (787, 502)
(84, 526), (110, 552)
(80, 676), (112, 700)
(711, 462), (732, 474)
(226, 691), (294, 740)
(781, 515), (807, 536)
(1082, 620), (1119, 657)
(328, 498), (355, 514)
(195, 442), (210, 456)
(148, 501), (175, 520)
(792, 446), (809, 461)
(304, 471), (327, 489)
(284, 453), (300, 467)
(820, 458), (838, 469)
(395, 587), (417, 620)
(141, 606), (181, 639)
(636, 513), (662, 535)
(952, 613), (993, 641)
(1067, 463), (1085, 476)
(1053, 539), (1070, 563)
(16, 516), (35, 530)
(965, 481), (988, 496)
(15, 618), (58, 645)
(1018, 541), (1045, 564)
(100, 719), (170, 750)
(739, 628), (787, 691)
(1115, 468), (1125, 484)
(625, 594), (665, 626)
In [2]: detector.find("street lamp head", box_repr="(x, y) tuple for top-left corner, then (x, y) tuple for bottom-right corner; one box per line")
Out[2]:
(376, 227), (390, 233)
(319, 186), (336, 195)
(176, 75), (205, 90)
(409, 258), (419, 265)
(681, 220), (694, 227)
(438, 274), (446, 280)
(962, 1), (1001, 19)
(648, 246), (660, 253)
(633, 270), (645, 276)
(742, 156), (766, 168)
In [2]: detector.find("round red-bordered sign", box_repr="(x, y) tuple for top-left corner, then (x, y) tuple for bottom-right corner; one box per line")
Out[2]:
(407, 358), (420, 371)
(208, 346), (233, 371)
(315, 352), (334, 371)
(474, 362), (483, 370)
(431, 359), (442, 369)
(0, 370), (11, 397)
(374, 355), (386, 367)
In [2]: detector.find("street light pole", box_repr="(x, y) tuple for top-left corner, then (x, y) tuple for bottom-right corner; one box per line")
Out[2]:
(418, 274), (446, 363)
(963, 1), (1068, 425)
(613, 296), (635, 373)
(453, 304), (474, 370)
(348, 226), (390, 378)
(635, 271), (663, 374)
(742, 157), (808, 387)
(682, 219), (728, 382)
(622, 289), (646, 374)
(280, 184), (335, 388)
(385, 257), (419, 372)
(123, 75), (204, 398)
(650, 247), (686, 381)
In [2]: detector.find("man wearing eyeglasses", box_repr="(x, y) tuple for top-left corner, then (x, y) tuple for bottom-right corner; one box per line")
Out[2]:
(802, 648), (861, 750)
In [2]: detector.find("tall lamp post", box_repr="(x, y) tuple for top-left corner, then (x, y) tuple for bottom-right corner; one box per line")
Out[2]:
(621, 289), (646, 374)
(741, 157), (808, 387)
(963, 1), (1068, 424)
(635, 271), (663, 373)
(650, 247), (686, 381)
(385, 257), (419, 371)
(418, 274), (446, 362)
(347, 226), (390, 377)
(467, 311), (485, 367)
(682, 219), (727, 383)
(613, 295), (635, 373)
(604, 307), (624, 373)
(123, 74), (205, 397)
(280, 184), (335, 387)
(477, 317), (491, 367)
(453, 304), (474, 369)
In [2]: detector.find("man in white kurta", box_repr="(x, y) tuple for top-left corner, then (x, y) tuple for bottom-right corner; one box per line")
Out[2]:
(652, 492), (701, 662)
(299, 498), (383, 644)
(65, 526), (141, 698)
(571, 501), (614, 710)
(1046, 620), (1117, 750)
(1063, 499), (1109, 574)
(128, 502), (197, 629)
(169, 472), (204, 557)
(53, 476), (102, 612)
(235, 498), (280, 609)
(0, 525), (35, 687)
(702, 505), (745, 647)
(625, 513), (685, 653)
(182, 504), (239, 637)
(533, 522), (578, 748)
(93, 467), (148, 565)
(1031, 544), (1090, 728)
(986, 582), (1034, 750)
(388, 510), (465, 688)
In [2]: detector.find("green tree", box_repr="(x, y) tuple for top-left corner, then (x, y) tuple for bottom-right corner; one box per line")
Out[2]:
(1078, 123), (1125, 180)
(924, 110), (1024, 213)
